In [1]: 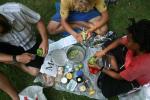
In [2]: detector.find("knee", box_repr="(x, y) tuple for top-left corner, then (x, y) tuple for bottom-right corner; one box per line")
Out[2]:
(47, 22), (58, 35)
(29, 68), (40, 76)
(47, 24), (56, 34)
(95, 25), (108, 36)
(101, 84), (115, 98)
(101, 25), (108, 35)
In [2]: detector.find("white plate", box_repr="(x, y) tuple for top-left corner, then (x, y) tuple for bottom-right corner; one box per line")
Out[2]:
(51, 49), (68, 66)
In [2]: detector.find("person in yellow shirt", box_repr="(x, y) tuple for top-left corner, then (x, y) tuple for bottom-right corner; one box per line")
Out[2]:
(48, 0), (109, 42)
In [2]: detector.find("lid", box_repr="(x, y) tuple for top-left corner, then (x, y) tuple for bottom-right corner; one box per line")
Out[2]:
(61, 77), (68, 84)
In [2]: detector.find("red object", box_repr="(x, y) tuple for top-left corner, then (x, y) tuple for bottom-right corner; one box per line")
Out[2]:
(89, 66), (100, 74)
(120, 36), (150, 85)
(36, 96), (38, 100)
(24, 96), (28, 100)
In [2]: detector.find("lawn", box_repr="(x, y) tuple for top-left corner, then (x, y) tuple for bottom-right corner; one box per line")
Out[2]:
(0, 0), (150, 100)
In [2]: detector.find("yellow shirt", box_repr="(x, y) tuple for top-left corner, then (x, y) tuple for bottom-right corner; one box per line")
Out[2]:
(60, 0), (107, 19)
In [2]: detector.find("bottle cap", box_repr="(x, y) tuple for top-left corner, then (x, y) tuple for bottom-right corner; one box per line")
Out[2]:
(66, 73), (73, 80)
(79, 85), (86, 92)
(61, 77), (68, 84)
(76, 77), (83, 83)
(76, 70), (83, 77)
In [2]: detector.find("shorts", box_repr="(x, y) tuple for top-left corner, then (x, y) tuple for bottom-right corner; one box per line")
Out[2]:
(51, 2), (101, 22)
(0, 41), (44, 69)
(51, 2), (101, 36)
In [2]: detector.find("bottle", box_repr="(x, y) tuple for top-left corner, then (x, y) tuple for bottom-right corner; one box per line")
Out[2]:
(55, 67), (64, 83)
(84, 79), (96, 96)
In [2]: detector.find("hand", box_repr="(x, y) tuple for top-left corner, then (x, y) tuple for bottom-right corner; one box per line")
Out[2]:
(86, 31), (92, 39)
(39, 40), (48, 56)
(95, 50), (106, 58)
(16, 53), (35, 64)
(88, 63), (104, 71)
(88, 63), (101, 74)
(88, 63), (100, 69)
(75, 34), (83, 43)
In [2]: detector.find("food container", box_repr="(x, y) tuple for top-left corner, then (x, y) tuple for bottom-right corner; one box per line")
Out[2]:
(76, 77), (83, 83)
(66, 45), (86, 63)
(66, 73), (73, 80)
(79, 85), (86, 92)
(51, 49), (68, 66)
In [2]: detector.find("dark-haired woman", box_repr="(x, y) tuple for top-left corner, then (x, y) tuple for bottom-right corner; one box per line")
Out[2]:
(94, 19), (150, 98)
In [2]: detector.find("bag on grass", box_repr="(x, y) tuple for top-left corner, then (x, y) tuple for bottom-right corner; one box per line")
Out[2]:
(119, 83), (150, 100)
(19, 86), (47, 100)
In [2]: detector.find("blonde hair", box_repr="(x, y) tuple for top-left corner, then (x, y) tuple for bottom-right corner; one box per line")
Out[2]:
(73, 0), (93, 12)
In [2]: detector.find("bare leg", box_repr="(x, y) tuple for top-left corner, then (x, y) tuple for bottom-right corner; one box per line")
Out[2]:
(47, 21), (61, 35)
(72, 21), (93, 29)
(15, 63), (40, 76)
(0, 72), (19, 100)
(47, 20), (93, 35)
(89, 16), (108, 35)
(3, 62), (40, 76)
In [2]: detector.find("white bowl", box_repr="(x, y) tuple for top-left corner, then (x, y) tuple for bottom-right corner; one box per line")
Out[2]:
(51, 49), (68, 66)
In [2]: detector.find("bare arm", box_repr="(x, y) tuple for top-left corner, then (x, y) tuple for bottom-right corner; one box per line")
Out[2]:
(61, 18), (77, 37)
(88, 10), (109, 33)
(95, 38), (122, 57)
(102, 68), (124, 80)
(0, 53), (13, 63)
(36, 19), (48, 56)
(61, 18), (83, 42)
(0, 53), (33, 64)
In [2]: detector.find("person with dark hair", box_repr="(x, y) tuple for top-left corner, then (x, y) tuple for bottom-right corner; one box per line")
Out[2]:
(47, 0), (109, 42)
(0, 2), (48, 100)
(92, 19), (150, 98)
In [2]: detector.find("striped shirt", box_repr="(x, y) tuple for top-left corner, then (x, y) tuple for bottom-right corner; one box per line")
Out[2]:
(0, 2), (41, 51)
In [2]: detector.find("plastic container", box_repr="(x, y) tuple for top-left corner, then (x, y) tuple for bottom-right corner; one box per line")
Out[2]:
(66, 73), (73, 80)
(66, 79), (77, 91)
(67, 45), (86, 63)
(51, 49), (68, 66)
(76, 70), (84, 77)
(55, 67), (64, 83)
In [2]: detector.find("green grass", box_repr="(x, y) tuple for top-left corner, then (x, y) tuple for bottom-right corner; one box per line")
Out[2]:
(0, 0), (150, 100)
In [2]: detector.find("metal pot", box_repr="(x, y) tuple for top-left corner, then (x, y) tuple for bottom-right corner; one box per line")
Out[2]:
(66, 45), (86, 63)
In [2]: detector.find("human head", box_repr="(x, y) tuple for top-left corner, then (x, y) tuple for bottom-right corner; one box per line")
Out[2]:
(0, 14), (12, 35)
(74, 0), (93, 11)
(75, 0), (92, 6)
(75, 0), (92, 4)
(127, 19), (150, 53)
